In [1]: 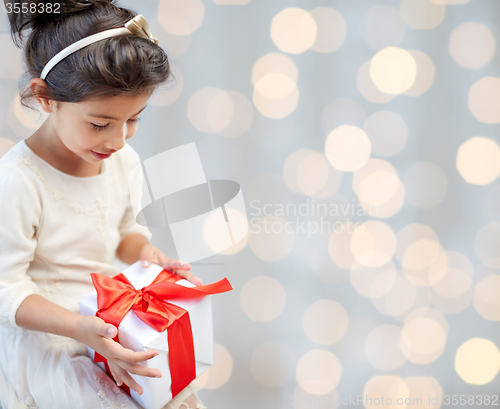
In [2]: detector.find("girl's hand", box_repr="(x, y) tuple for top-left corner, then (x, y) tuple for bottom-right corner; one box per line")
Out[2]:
(139, 244), (203, 286)
(77, 315), (161, 395)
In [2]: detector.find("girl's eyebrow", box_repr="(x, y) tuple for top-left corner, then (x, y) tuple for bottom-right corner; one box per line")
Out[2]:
(88, 104), (148, 120)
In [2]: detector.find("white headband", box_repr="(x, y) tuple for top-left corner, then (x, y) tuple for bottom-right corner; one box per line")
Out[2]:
(40, 14), (158, 80)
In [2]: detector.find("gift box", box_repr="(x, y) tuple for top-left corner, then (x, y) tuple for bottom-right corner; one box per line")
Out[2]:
(78, 261), (232, 409)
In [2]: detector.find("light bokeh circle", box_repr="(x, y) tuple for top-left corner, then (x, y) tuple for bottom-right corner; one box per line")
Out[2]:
(457, 137), (500, 185)
(296, 349), (342, 395)
(473, 274), (500, 320)
(455, 338), (500, 385)
(350, 261), (397, 299)
(350, 221), (397, 268)
(468, 77), (500, 124)
(303, 299), (349, 345)
(309, 7), (347, 53)
(370, 47), (417, 95)
(325, 125), (371, 172)
(403, 162), (448, 209)
(449, 22), (496, 69)
(249, 216), (295, 261)
(270, 8), (317, 54)
(362, 375), (409, 409)
(400, 0), (445, 30)
(475, 222), (500, 268)
(187, 87), (234, 133)
(158, 0), (205, 35)
(357, 59), (397, 104)
(404, 50), (435, 96)
(400, 317), (447, 362)
(193, 344), (233, 390)
(240, 276), (286, 322)
(365, 324), (407, 370)
(363, 111), (408, 157)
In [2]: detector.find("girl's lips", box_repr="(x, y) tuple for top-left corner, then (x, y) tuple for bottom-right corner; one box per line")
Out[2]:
(91, 150), (112, 160)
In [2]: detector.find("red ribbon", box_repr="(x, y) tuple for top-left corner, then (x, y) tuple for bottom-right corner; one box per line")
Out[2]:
(90, 269), (233, 398)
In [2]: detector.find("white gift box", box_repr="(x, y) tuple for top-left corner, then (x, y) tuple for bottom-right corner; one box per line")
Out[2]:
(78, 261), (214, 409)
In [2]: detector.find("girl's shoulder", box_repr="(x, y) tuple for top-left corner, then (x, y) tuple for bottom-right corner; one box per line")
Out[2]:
(0, 140), (142, 189)
(0, 139), (37, 180)
(0, 140), (42, 202)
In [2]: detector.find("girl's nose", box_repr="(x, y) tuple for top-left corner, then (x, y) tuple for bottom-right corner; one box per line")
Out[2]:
(107, 123), (128, 151)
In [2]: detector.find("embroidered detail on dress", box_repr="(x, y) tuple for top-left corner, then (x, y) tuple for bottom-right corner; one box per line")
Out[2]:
(41, 279), (64, 293)
(94, 376), (130, 409)
(13, 152), (113, 238)
(23, 396), (38, 409)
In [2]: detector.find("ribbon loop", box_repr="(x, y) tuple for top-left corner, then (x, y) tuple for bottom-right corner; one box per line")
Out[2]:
(125, 14), (159, 45)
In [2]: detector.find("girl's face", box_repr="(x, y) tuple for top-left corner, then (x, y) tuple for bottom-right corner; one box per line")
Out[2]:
(51, 93), (151, 163)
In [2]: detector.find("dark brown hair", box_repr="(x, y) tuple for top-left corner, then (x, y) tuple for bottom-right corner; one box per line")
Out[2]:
(8, 0), (171, 110)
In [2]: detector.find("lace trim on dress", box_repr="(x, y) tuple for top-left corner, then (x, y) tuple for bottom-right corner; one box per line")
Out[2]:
(23, 396), (38, 409)
(173, 403), (207, 409)
(94, 376), (207, 409)
(95, 376), (131, 409)
(12, 152), (113, 238)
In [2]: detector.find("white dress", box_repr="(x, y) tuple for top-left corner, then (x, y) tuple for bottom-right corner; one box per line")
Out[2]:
(0, 140), (206, 409)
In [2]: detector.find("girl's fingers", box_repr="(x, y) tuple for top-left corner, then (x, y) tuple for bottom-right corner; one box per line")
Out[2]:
(108, 362), (123, 387)
(140, 244), (156, 268)
(173, 269), (203, 286)
(103, 324), (117, 338)
(104, 338), (158, 362)
(113, 357), (162, 378)
(109, 345), (162, 377)
(121, 348), (158, 364)
(90, 316), (117, 339)
(158, 253), (191, 271)
(112, 364), (144, 395)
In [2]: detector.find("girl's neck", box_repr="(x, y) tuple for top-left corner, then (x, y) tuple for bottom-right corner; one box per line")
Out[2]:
(26, 120), (102, 178)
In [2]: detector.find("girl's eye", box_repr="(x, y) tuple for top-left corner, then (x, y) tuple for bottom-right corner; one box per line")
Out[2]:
(128, 118), (140, 124)
(90, 123), (108, 131)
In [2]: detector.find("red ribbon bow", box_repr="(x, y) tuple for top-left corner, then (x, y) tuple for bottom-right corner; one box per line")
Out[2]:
(90, 269), (233, 397)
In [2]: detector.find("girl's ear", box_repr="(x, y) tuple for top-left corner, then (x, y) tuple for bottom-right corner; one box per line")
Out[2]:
(29, 78), (56, 114)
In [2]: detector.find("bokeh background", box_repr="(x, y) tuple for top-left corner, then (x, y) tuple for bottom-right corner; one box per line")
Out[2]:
(1, 0), (500, 408)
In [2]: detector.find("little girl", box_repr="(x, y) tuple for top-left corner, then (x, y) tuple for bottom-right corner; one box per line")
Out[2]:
(0, 1), (207, 408)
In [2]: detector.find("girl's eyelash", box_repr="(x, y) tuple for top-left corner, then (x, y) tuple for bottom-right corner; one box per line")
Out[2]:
(90, 123), (108, 131)
(90, 118), (140, 131)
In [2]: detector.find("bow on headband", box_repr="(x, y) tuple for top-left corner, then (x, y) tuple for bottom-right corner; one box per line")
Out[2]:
(125, 14), (159, 45)
(90, 269), (233, 397)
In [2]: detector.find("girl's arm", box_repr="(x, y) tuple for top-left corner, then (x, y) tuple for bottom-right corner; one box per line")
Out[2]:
(15, 234), (202, 394)
(116, 232), (150, 265)
(15, 293), (161, 395)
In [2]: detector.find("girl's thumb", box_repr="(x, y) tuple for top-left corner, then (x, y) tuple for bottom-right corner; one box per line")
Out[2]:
(104, 324), (117, 338)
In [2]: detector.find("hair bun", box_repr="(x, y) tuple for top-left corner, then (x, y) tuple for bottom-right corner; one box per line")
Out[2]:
(8, 0), (114, 46)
